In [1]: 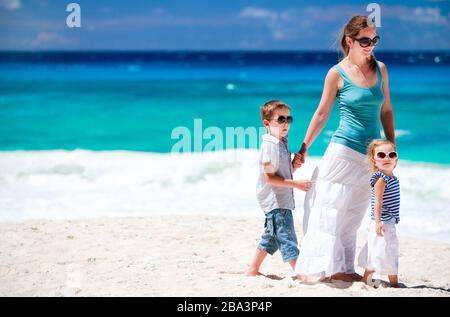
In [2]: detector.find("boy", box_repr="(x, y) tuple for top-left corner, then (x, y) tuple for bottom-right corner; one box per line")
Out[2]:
(247, 100), (311, 276)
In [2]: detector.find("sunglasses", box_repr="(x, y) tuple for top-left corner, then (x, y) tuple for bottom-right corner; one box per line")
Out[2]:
(272, 116), (294, 124)
(351, 35), (380, 48)
(376, 151), (398, 159)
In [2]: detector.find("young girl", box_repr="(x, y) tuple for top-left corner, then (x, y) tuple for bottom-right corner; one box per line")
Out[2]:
(358, 139), (400, 288)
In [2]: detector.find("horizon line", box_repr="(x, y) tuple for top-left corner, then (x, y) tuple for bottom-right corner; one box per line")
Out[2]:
(1, 49), (450, 52)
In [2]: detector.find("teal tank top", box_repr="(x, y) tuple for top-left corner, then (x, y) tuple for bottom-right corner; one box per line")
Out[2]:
(331, 61), (385, 154)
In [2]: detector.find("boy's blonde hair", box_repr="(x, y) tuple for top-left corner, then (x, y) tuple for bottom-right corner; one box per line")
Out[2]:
(260, 100), (290, 121)
(367, 139), (397, 172)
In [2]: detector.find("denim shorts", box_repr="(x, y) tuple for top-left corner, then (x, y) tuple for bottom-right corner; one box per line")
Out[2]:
(258, 208), (299, 262)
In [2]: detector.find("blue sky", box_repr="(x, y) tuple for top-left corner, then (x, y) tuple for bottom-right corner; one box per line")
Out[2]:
(0, 0), (449, 50)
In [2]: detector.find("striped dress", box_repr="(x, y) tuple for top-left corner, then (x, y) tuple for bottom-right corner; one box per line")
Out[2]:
(370, 171), (400, 223)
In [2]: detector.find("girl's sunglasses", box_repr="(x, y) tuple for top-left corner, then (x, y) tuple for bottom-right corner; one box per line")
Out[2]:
(351, 35), (380, 48)
(376, 151), (398, 159)
(272, 116), (294, 124)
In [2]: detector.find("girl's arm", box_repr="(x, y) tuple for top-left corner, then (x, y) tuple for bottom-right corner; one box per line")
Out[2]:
(374, 178), (387, 236)
(379, 62), (396, 145)
(293, 67), (339, 166)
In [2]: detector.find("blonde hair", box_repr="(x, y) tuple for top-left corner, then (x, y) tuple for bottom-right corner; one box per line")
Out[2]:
(260, 100), (290, 121)
(367, 139), (397, 172)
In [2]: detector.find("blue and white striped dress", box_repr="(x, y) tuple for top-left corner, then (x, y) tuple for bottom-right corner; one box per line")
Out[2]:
(370, 171), (400, 223)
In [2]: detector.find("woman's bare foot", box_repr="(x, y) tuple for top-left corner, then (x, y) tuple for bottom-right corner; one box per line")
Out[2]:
(330, 272), (354, 282)
(348, 272), (363, 281)
(295, 274), (324, 284)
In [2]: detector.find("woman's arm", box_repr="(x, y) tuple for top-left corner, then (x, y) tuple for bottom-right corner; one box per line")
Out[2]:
(293, 67), (339, 166)
(374, 178), (386, 236)
(303, 67), (340, 149)
(379, 62), (396, 145)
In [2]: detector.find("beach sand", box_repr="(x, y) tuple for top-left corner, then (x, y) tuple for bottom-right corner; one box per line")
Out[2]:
(0, 215), (449, 297)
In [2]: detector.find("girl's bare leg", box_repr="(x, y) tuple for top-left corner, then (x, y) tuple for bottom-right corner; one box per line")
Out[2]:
(388, 275), (398, 288)
(288, 259), (296, 271)
(362, 269), (375, 285)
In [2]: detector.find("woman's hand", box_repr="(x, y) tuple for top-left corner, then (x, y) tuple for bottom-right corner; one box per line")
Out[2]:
(292, 142), (308, 169)
(375, 221), (385, 237)
(292, 153), (304, 169)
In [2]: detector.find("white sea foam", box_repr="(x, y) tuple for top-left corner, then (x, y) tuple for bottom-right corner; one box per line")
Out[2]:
(0, 149), (449, 242)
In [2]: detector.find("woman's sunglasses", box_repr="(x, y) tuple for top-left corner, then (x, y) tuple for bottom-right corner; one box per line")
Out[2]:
(376, 151), (398, 159)
(272, 116), (294, 124)
(351, 35), (380, 48)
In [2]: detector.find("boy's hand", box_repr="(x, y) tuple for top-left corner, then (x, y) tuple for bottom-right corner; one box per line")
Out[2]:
(375, 221), (385, 237)
(293, 180), (312, 192)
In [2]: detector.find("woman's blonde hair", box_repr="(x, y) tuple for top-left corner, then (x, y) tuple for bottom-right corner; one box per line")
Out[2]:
(367, 139), (397, 172)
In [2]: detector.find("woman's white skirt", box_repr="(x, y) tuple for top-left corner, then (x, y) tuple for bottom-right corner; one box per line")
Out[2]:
(295, 142), (371, 278)
(357, 221), (399, 276)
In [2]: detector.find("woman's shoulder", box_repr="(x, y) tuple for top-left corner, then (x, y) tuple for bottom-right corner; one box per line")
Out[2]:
(328, 64), (341, 75)
(326, 66), (342, 83)
(376, 60), (388, 73)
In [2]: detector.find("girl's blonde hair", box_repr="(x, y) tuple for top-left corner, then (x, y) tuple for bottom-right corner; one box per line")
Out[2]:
(367, 139), (397, 172)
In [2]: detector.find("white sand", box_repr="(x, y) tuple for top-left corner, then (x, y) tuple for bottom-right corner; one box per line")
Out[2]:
(0, 215), (449, 297)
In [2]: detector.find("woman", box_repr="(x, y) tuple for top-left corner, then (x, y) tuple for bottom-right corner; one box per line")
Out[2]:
(293, 16), (396, 282)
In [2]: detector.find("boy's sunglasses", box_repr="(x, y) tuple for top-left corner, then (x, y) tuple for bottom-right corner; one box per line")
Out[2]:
(272, 116), (294, 124)
(376, 151), (398, 159)
(351, 35), (380, 48)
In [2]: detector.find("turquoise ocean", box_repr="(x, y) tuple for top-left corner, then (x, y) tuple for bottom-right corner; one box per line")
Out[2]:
(0, 51), (449, 242)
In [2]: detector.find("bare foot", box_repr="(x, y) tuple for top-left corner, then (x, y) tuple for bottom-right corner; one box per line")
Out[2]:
(297, 275), (328, 284)
(388, 275), (399, 288)
(319, 276), (332, 283)
(330, 272), (354, 282)
(363, 272), (382, 288)
(348, 272), (363, 282)
(246, 268), (264, 277)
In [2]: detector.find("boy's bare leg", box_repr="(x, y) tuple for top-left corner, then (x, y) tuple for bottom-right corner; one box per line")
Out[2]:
(388, 275), (398, 288)
(246, 248), (268, 276)
(288, 259), (297, 271)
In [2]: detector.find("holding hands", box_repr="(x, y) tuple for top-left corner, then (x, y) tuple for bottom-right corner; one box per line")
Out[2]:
(291, 143), (311, 192)
(292, 142), (308, 169)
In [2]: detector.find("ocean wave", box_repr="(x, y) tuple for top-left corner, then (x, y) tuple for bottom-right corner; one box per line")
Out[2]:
(0, 149), (449, 242)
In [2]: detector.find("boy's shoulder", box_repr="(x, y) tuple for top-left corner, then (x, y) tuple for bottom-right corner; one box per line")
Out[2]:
(261, 134), (280, 145)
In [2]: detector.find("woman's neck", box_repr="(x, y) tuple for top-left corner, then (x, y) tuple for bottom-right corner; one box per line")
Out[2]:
(346, 51), (370, 69)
